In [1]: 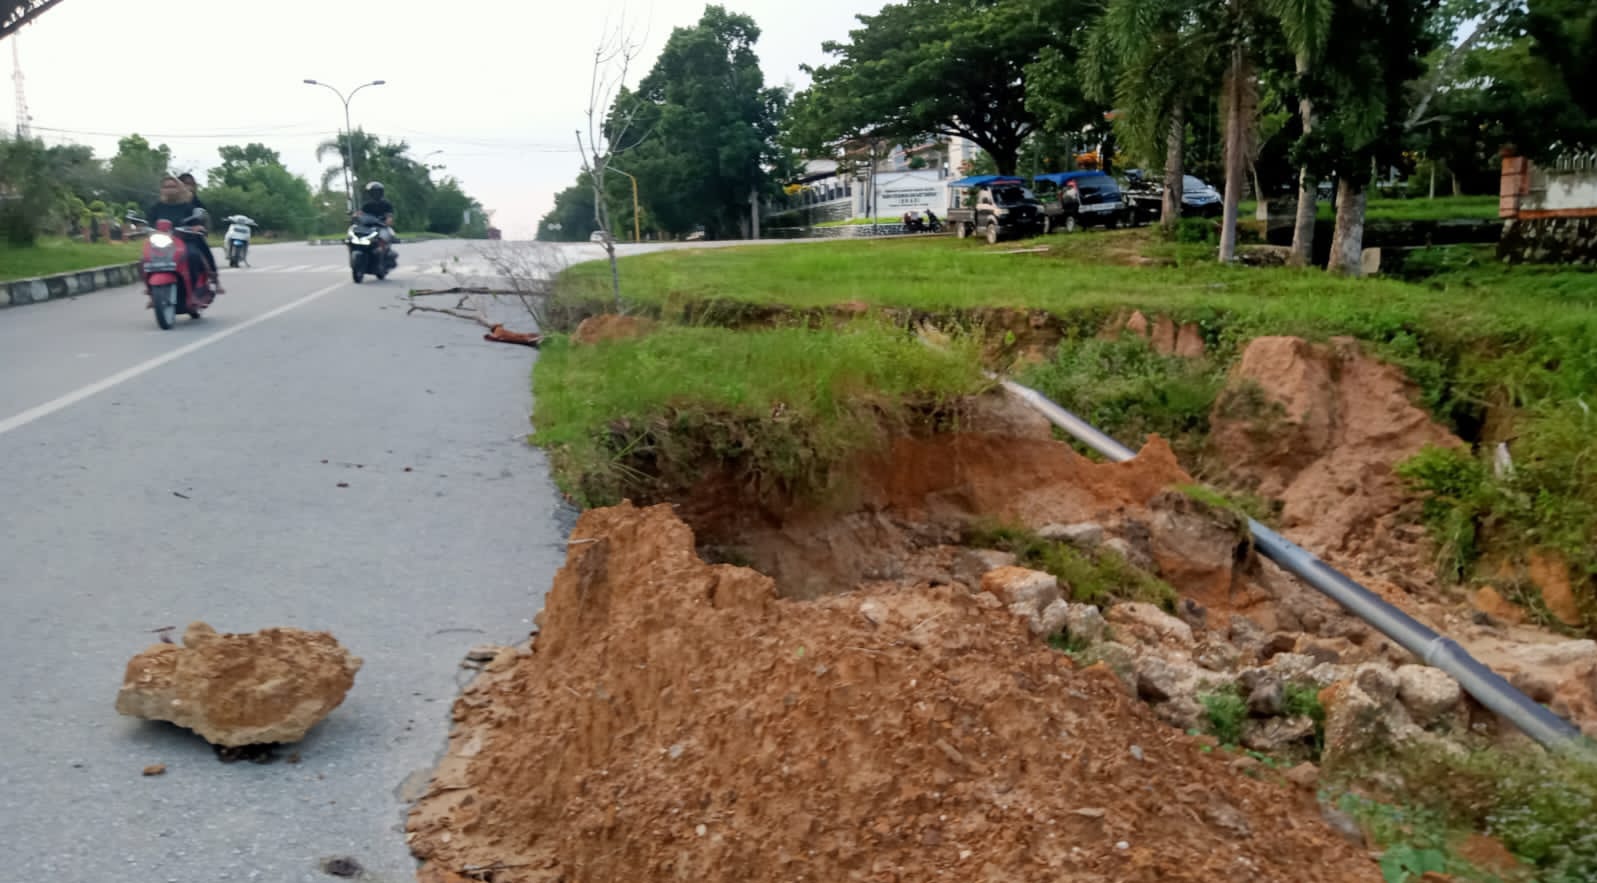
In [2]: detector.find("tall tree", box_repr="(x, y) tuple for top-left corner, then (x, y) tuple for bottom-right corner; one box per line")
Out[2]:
(1299, 0), (1439, 274)
(104, 134), (172, 206)
(625, 5), (786, 239)
(1276, 0), (1333, 266)
(202, 143), (317, 234)
(797, 0), (1093, 176)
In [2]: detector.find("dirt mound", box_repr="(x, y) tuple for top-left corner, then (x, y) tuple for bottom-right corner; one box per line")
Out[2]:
(1210, 336), (1462, 588)
(409, 502), (1382, 883)
(572, 313), (656, 345)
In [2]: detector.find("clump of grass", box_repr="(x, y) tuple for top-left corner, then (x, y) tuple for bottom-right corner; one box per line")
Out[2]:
(1200, 687), (1248, 747)
(531, 323), (988, 507)
(1400, 428), (1597, 631)
(1017, 337), (1225, 460)
(965, 520), (1178, 611)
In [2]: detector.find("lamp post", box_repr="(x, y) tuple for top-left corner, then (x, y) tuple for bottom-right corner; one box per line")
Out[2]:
(303, 78), (386, 211)
(607, 165), (642, 243)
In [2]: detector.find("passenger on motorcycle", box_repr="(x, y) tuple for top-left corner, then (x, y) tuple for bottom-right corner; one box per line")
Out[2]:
(146, 175), (223, 297)
(359, 181), (397, 260)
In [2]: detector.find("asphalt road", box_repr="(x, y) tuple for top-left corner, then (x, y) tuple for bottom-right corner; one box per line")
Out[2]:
(0, 237), (630, 881)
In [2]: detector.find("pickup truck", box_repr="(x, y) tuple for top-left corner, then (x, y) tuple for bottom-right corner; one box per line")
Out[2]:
(944, 175), (1048, 243)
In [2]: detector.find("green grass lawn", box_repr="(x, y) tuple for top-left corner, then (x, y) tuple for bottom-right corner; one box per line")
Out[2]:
(1238, 193), (1501, 223)
(561, 232), (1593, 356)
(532, 324), (987, 506)
(0, 238), (143, 282)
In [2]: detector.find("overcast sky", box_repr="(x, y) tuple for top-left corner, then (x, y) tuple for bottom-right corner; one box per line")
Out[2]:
(5, 0), (878, 238)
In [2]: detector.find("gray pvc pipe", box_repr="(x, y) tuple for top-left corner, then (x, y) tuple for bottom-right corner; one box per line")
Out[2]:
(999, 379), (1584, 750)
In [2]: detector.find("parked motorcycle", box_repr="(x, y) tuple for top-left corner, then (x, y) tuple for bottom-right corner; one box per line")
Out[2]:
(902, 213), (944, 234)
(346, 212), (397, 283)
(223, 215), (257, 267)
(127, 211), (215, 330)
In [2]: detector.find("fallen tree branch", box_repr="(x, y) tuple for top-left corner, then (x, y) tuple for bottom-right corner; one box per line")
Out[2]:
(408, 286), (522, 298)
(406, 303), (493, 327)
(406, 303), (543, 349)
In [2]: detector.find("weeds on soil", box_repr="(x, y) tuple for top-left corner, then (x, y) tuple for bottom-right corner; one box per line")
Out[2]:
(1331, 743), (1597, 883)
(964, 520), (1178, 611)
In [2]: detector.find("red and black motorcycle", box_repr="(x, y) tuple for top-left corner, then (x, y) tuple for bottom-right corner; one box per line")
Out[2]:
(127, 210), (216, 330)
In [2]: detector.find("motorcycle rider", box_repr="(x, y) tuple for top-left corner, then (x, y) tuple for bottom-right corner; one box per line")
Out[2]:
(146, 175), (222, 298)
(359, 181), (397, 265)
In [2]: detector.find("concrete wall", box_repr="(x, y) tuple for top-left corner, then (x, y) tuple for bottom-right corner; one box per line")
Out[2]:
(1499, 217), (1597, 265)
(3, 262), (141, 309)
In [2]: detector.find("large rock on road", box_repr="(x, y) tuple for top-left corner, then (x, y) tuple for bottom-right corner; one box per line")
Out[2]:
(115, 622), (362, 747)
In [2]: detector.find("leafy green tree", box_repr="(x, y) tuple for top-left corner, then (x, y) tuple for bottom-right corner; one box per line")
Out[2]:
(797, 0), (1095, 176)
(537, 177), (599, 242)
(622, 6), (786, 239)
(0, 136), (57, 244)
(104, 134), (173, 207)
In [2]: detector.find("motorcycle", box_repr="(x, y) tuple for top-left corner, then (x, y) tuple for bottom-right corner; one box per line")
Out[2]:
(902, 214), (944, 234)
(223, 214), (257, 267)
(346, 212), (398, 284)
(127, 211), (216, 330)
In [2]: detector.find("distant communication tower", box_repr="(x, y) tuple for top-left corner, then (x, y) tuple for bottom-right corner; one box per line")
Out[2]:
(12, 37), (29, 138)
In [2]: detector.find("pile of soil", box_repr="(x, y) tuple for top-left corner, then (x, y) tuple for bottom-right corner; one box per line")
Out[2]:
(409, 502), (1381, 883)
(572, 313), (656, 345)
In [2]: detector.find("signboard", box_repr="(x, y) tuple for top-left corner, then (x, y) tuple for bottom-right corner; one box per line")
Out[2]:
(871, 171), (947, 214)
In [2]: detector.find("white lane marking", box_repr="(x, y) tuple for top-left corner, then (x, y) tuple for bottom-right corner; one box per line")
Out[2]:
(0, 281), (347, 437)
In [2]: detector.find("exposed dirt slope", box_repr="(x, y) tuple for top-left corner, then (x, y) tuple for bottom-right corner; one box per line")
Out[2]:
(409, 502), (1382, 883)
(1209, 336), (1462, 592)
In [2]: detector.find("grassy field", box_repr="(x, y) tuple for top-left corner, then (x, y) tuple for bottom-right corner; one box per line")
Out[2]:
(1239, 193), (1502, 222)
(532, 324), (987, 506)
(0, 238), (142, 282)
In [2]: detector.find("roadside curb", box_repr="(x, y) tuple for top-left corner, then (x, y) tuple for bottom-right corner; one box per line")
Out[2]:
(2, 262), (141, 310)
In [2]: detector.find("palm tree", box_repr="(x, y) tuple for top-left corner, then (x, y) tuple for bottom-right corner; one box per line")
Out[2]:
(1085, 0), (1221, 232)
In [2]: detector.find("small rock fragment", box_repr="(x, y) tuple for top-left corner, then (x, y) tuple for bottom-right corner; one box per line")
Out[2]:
(142, 763), (166, 777)
(1284, 762), (1319, 790)
(464, 645), (501, 663)
(1063, 604), (1108, 644)
(1037, 522), (1104, 548)
(981, 566), (1061, 613)
(859, 599), (888, 627)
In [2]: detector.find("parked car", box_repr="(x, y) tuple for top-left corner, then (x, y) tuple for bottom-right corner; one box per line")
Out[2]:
(1033, 171), (1128, 232)
(944, 175), (1047, 243)
(1123, 171), (1225, 223)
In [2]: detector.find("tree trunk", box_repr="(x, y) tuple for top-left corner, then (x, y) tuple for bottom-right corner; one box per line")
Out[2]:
(1161, 102), (1185, 231)
(990, 141), (1022, 176)
(1288, 54), (1316, 268)
(1218, 46), (1245, 263)
(1326, 177), (1368, 276)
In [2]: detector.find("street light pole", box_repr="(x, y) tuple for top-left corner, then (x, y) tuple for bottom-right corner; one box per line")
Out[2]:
(608, 165), (642, 243)
(303, 78), (386, 211)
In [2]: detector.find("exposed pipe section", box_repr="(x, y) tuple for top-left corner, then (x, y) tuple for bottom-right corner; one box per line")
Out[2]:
(998, 378), (1584, 751)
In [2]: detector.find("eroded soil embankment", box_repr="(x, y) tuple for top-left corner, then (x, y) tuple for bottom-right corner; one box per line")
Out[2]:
(409, 502), (1383, 883)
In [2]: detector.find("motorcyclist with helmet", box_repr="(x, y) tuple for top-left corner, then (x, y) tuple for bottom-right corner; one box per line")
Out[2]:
(359, 181), (397, 266)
